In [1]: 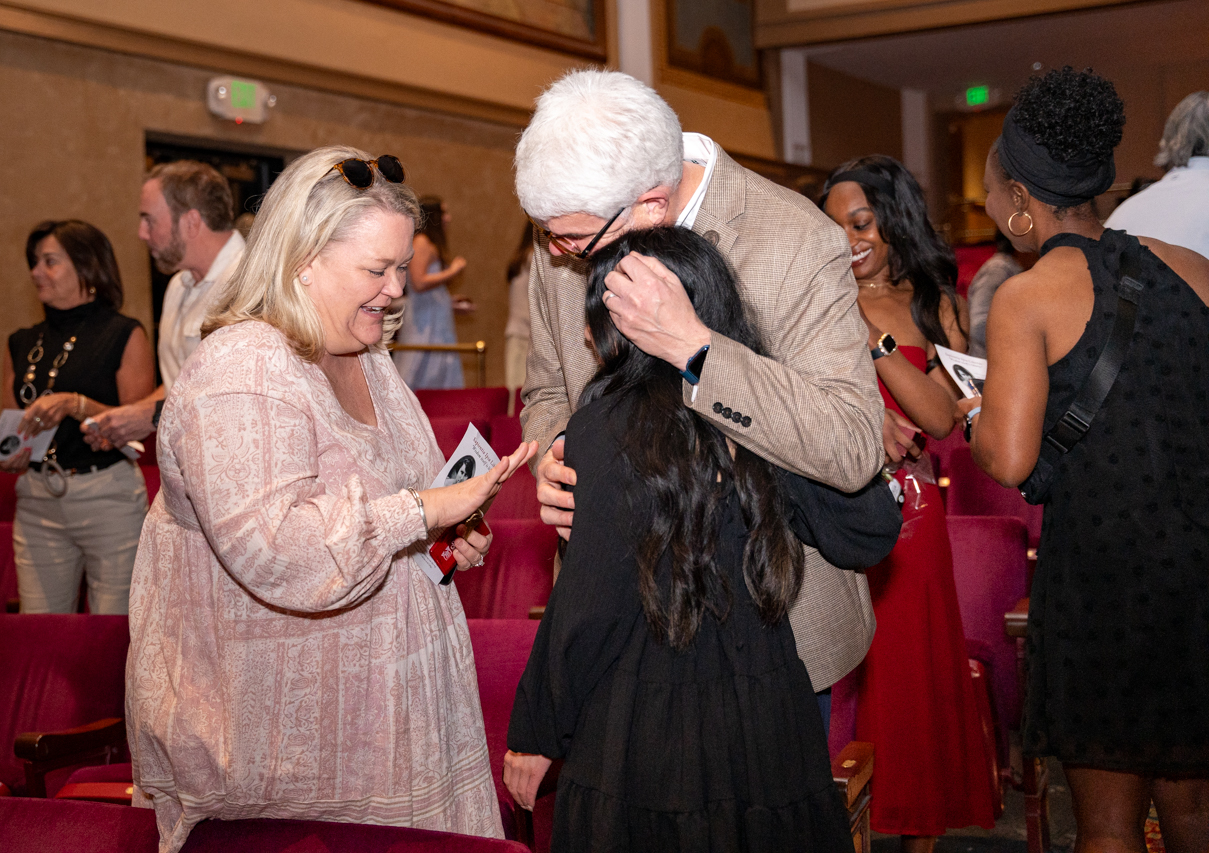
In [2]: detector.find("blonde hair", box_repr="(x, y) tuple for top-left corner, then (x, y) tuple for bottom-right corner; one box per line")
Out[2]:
(203, 145), (420, 362)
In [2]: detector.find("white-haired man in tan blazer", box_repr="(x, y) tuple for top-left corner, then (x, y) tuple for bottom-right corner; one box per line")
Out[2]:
(516, 70), (885, 710)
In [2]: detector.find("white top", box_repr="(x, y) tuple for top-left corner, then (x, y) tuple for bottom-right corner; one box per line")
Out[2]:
(157, 231), (245, 390)
(676, 132), (719, 230)
(1105, 157), (1209, 260)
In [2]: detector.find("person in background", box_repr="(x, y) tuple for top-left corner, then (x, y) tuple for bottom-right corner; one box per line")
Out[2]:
(125, 146), (536, 852)
(83, 160), (244, 451)
(393, 195), (471, 389)
(1, 220), (155, 613)
(1105, 91), (1209, 259)
(822, 156), (995, 852)
(504, 221), (533, 413)
(515, 70), (884, 712)
(505, 227), (852, 853)
(964, 67), (1209, 853)
(966, 230), (1025, 357)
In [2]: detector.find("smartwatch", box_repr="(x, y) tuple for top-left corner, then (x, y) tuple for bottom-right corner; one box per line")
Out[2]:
(680, 344), (710, 385)
(871, 332), (897, 361)
(151, 399), (165, 429)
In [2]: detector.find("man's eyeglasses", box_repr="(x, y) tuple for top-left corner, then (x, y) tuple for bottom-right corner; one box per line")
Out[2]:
(332, 155), (406, 189)
(530, 207), (625, 259)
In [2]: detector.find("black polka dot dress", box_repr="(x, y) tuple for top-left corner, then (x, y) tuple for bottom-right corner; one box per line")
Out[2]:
(1023, 229), (1209, 774)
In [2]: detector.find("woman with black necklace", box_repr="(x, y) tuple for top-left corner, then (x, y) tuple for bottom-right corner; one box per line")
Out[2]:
(1, 220), (155, 613)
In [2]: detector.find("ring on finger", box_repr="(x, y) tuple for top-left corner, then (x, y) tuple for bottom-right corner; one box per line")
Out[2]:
(603, 291), (615, 304)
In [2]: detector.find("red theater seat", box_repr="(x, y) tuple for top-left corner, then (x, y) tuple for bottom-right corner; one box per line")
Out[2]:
(487, 416), (541, 520)
(455, 520), (557, 620)
(414, 388), (510, 422)
(945, 447), (1043, 550)
(139, 465), (161, 506)
(0, 471), (16, 523)
(427, 417), (491, 460)
(1, 523), (16, 611)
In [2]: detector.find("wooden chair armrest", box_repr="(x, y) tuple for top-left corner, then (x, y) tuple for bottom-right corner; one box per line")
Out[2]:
(1005, 597), (1030, 638)
(14, 718), (125, 763)
(831, 741), (874, 808)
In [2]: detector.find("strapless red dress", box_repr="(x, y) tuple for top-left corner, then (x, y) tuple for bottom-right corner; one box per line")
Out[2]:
(849, 345), (997, 835)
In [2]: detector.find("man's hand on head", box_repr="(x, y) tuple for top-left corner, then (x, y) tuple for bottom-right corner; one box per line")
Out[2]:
(535, 437), (575, 541)
(603, 253), (711, 371)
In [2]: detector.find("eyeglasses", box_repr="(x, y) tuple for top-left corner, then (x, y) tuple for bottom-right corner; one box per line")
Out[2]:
(332, 155), (406, 189)
(530, 207), (626, 259)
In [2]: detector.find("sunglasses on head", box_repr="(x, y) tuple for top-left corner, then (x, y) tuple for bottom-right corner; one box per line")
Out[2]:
(332, 155), (406, 189)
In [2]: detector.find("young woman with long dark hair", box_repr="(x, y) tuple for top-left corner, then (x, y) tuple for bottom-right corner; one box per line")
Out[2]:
(821, 156), (996, 851)
(503, 226), (851, 853)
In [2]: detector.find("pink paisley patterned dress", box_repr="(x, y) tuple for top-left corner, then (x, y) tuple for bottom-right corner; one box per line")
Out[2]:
(125, 321), (503, 852)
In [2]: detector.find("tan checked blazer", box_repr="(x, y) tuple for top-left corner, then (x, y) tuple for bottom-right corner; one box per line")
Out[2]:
(520, 148), (885, 690)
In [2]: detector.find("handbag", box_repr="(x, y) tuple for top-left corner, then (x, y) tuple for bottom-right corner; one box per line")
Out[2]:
(778, 469), (902, 571)
(1019, 246), (1144, 504)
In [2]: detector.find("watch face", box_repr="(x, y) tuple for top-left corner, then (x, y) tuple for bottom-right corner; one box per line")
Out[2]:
(881, 334), (896, 354)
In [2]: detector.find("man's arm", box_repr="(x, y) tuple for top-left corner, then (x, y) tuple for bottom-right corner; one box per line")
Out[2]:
(82, 384), (165, 450)
(518, 251), (577, 537)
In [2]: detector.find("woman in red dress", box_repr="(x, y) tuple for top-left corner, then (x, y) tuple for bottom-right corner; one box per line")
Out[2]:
(823, 155), (997, 853)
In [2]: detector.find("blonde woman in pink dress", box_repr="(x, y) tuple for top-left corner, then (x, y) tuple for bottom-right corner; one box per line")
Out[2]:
(125, 145), (536, 853)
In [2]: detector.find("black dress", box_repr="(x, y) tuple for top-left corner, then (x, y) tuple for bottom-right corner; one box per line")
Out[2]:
(1022, 229), (1209, 774)
(508, 393), (852, 853)
(8, 301), (141, 472)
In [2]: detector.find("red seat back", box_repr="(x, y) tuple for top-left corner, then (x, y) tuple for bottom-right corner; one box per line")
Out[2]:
(427, 417), (491, 461)
(486, 417), (540, 520)
(414, 388), (510, 422)
(928, 429), (968, 488)
(140, 465), (161, 506)
(0, 471), (17, 523)
(0, 522), (16, 609)
(0, 614), (130, 794)
(454, 519), (557, 620)
(945, 447), (1043, 548)
(947, 515), (1029, 763)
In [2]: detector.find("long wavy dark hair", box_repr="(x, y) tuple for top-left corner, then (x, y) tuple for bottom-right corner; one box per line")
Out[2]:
(580, 226), (804, 649)
(820, 155), (961, 348)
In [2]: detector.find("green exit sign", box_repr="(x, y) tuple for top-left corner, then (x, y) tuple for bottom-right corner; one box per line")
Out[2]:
(966, 86), (990, 107)
(231, 80), (257, 109)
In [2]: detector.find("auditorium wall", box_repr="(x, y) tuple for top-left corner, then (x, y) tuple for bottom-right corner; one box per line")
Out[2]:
(0, 0), (778, 386)
(806, 61), (903, 171)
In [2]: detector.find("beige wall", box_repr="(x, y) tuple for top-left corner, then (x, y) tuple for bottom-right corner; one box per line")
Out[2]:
(807, 62), (902, 171)
(1, 0), (779, 386)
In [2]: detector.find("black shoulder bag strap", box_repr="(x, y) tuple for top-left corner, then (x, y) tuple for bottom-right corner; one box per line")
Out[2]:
(1020, 246), (1145, 504)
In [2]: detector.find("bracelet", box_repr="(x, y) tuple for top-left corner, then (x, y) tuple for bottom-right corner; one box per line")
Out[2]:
(966, 406), (982, 422)
(963, 406), (982, 443)
(407, 488), (429, 532)
(75, 393), (86, 421)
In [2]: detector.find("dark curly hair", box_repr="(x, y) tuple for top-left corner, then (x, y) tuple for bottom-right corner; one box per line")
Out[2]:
(820, 155), (961, 350)
(1011, 67), (1125, 165)
(580, 226), (804, 650)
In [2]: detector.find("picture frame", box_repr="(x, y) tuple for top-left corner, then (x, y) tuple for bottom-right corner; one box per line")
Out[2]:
(362, 0), (606, 61)
(666, 0), (761, 89)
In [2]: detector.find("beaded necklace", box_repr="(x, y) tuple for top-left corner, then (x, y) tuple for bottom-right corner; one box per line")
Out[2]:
(19, 333), (77, 405)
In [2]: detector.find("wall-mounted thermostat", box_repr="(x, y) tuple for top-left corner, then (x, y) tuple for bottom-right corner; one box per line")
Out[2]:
(207, 76), (277, 124)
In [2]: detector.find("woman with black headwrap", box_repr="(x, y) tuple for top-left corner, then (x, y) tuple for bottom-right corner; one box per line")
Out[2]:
(963, 67), (1209, 852)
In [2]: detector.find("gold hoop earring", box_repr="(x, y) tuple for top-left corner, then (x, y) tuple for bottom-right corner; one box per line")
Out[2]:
(1008, 211), (1034, 237)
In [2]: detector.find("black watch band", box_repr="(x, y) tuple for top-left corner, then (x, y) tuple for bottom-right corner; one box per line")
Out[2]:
(680, 344), (710, 386)
(151, 399), (165, 429)
(871, 333), (897, 361)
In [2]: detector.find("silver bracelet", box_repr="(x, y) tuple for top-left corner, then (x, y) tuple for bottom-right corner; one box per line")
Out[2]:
(407, 488), (428, 531)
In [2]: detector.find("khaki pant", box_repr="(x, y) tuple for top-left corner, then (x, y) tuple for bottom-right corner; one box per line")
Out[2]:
(14, 460), (148, 614)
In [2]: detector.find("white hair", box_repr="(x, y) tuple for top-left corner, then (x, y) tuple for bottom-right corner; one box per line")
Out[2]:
(1155, 91), (1209, 170)
(515, 70), (684, 221)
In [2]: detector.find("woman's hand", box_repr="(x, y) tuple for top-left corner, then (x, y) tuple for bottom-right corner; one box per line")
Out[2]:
(503, 750), (553, 812)
(419, 440), (538, 532)
(0, 447), (31, 474)
(883, 408), (921, 465)
(18, 392), (78, 437)
(447, 256), (467, 276)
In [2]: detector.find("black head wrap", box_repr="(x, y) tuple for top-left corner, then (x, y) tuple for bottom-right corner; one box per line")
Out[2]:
(827, 169), (895, 199)
(997, 105), (1115, 207)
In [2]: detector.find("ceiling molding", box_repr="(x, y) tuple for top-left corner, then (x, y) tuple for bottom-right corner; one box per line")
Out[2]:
(754, 0), (1138, 47)
(0, 2), (533, 128)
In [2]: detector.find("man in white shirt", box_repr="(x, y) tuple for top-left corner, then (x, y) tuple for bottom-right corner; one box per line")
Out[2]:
(1106, 91), (1209, 259)
(85, 161), (244, 448)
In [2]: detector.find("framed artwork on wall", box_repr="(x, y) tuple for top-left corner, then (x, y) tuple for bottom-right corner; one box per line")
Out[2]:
(666, 0), (760, 89)
(363, 0), (605, 60)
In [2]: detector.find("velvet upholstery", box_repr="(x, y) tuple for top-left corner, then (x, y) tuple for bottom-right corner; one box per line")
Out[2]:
(947, 515), (1029, 764)
(414, 388), (511, 422)
(0, 471), (16, 522)
(426, 416), (492, 460)
(454, 520), (556, 620)
(1, 522), (16, 609)
(140, 466), (161, 506)
(0, 798), (531, 852)
(0, 614), (129, 795)
(945, 447), (1043, 549)
(486, 416), (541, 520)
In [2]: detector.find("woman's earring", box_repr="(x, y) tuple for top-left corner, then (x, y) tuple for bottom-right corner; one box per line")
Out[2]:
(1008, 211), (1034, 237)
(300, 274), (310, 283)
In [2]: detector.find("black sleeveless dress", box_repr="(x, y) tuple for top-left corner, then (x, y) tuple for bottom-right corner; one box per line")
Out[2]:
(509, 392), (852, 853)
(1022, 229), (1209, 774)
